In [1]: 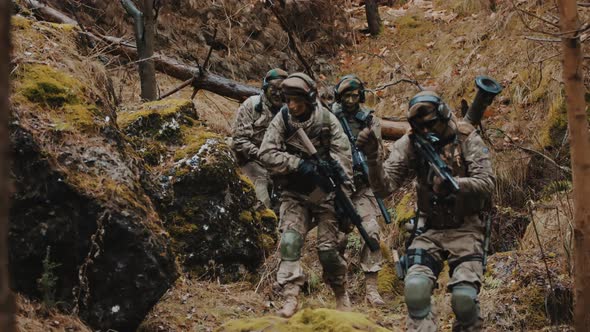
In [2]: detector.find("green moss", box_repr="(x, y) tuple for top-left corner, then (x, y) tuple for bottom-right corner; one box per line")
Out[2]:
(377, 263), (402, 296)
(118, 99), (194, 128)
(259, 233), (276, 253)
(540, 96), (567, 148)
(394, 192), (415, 225)
(238, 173), (254, 193)
(19, 65), (82, 107)
(174, 131), (221, 161)
(258, 208), (277, 221)
(219, 308), (390, 332)
(239, 211), (254, 223)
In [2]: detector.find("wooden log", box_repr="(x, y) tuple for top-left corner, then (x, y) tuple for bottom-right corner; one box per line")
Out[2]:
(381, 119), (410, 140)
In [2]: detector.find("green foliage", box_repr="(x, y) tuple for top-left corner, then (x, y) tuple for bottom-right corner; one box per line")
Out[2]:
(346, 233), (362, 253)
(307, 271), (322, 294)
(37, 246), (61, 308)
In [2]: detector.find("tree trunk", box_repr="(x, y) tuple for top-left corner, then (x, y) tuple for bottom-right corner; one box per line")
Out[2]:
(121, 0), (157, 101)
(557, 0), (590, 330)
(365, 0), (382, 36)
(0, 0), (16, 330)
(140, 0), (157, 100)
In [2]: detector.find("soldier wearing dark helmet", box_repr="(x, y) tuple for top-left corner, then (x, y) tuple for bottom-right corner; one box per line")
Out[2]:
(332, 74), (385, 307)
(258, 72), (354, 318)
(231, 68), (288, 208)
(357, 90), (494, 331)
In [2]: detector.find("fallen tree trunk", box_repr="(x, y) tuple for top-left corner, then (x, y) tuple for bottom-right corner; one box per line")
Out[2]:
(23, 0), (261, 101)
(381, 119), (410, 140)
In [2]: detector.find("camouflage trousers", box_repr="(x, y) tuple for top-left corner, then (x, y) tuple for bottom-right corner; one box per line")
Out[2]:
(240, 160), (271, 208)
(276, 193), (347, 289)
(350, 187), (383, 273)
(405, 215), (485, 332)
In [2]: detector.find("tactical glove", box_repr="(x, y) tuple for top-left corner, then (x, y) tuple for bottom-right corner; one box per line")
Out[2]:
(356, 127), (379, 160)
(297, 159), (334, 193)
(297, 159), (318, 176)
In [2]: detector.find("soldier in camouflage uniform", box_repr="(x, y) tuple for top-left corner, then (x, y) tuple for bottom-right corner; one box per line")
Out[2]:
(231, 68), (288, 208)
(357, 91), (494, 331)
(258, 72), (354, 318)
(331, 75), (385, 306)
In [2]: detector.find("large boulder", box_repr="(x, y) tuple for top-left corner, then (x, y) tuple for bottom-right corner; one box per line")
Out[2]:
(9, 18), (178, 331)
(118, 99), (278, 281)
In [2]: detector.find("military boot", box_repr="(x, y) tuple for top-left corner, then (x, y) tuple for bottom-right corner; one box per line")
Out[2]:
(365, 272), (386, 306)
(333, 285), (352, 311)
(277, 284), (300, 318)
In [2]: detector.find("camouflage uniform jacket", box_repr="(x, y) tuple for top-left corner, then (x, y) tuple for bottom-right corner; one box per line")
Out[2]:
(368, 118), (495, 228)
(231, 94), (277, 164)
(258, 104), (354, 199)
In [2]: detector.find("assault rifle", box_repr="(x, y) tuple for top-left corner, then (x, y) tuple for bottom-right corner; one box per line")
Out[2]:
(291, 128), (380, 252)
(335, 112), (392, 224)
(410, 132), (460, 193)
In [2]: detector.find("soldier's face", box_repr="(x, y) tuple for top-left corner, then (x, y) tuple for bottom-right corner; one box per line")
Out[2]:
(266, 81), (284, 108)
(285, 95), (311, 117)
(341, 90), (360, 111)
(413, 111), (446, 136)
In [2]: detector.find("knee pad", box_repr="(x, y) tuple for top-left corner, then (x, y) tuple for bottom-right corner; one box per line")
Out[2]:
(280, 229), (303, 261)
(404, 275), (433, 319)
(318, 249), (345, 273)
(451, 283), (479, 324)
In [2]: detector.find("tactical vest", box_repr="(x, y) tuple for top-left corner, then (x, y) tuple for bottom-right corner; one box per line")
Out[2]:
(278, 106), (332, 195)
(415, 121), (490, 229)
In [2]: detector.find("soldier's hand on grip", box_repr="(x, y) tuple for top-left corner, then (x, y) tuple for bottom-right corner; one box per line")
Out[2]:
(297, 159), (317, 176)
(356, 127), (379, 159)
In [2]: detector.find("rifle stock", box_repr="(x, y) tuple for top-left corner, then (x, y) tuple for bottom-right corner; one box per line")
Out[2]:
(292, 129), (380, 252)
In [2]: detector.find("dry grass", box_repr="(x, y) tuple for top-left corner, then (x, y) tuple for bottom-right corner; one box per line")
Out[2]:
(16, 294), (92, 332)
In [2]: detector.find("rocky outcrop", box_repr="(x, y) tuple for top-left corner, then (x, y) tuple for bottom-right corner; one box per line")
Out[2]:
(119, 99), (278, 281)
(9, 19), (178, 331)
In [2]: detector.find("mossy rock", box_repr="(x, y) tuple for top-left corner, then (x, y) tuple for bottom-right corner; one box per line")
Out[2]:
(118, 99), (198, 144)
(161, 137), (277, 280)
(218, 308), (391, 332)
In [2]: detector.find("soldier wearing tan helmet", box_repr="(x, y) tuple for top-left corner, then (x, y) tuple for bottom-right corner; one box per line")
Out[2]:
(357, 90), (494, 331)
(258, 72), (354, 318)
(231, 68), (288, 208)
(332, 74), (385, 307)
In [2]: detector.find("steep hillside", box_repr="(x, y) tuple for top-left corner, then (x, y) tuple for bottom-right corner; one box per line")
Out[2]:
(8, 0), (588, 331)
